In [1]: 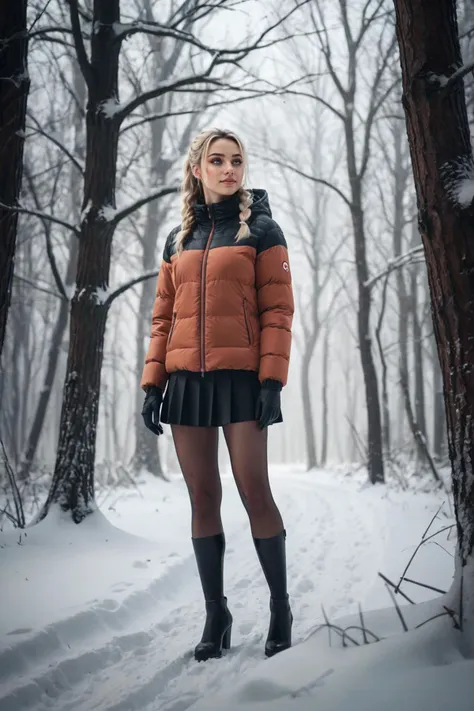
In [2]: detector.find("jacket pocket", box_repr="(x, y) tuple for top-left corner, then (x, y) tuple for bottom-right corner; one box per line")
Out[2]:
(168, 312), (177, 345)
(243, 298), (253, 346)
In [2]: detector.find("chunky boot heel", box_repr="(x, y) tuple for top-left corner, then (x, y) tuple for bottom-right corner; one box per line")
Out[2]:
(222, 624), (232, 650)
(265, 595), (293, 657)
(194, 597), (233, 662)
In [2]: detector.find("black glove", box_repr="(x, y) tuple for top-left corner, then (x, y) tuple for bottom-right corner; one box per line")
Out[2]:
(142, 386), (163, 436)
(256, 379), (282, 429)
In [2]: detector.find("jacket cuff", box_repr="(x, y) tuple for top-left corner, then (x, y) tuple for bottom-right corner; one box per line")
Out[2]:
(261, 378), (282, 392)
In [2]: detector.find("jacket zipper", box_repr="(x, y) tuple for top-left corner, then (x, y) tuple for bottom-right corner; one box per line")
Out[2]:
(200, 216), (215, 376)
(243, 297), (252, 345)
(168, 312), (176, 345)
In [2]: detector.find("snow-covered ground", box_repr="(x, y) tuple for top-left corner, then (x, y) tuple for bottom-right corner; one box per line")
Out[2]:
(0, 464), (469, 711)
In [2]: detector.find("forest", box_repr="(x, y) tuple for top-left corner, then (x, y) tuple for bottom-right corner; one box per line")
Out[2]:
(2, 1), (474, 709)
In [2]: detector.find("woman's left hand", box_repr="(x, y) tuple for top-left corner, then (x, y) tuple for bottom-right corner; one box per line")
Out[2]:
(256, 380), (282, 429)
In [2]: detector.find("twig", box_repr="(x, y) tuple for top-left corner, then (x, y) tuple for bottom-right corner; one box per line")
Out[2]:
(343, 624), (381, 645)
(422, 503), (444, 539)
(378, 572), (415, 604)
(443, 605), (461, 631)
(321, 605), (360, 647)
(385, 583), (409, 632)
(358, 603), (368, 644)
(403, 577), (446, 595)
(0, 439), (25, 528)
(415, 611), (454, 629)
(395, 523), (455, 593)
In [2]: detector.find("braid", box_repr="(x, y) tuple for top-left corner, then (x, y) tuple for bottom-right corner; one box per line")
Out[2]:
(175, 161), (200, 255)
(235, 187), (253, 242)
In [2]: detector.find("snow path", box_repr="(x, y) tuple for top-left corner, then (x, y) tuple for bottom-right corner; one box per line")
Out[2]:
(1, 473), (385, 711)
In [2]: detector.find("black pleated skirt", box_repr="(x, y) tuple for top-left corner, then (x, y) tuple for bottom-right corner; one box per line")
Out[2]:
(160, 369), (283, 427)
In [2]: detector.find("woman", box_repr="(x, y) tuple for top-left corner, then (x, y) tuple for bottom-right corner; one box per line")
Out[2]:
(141, 128), (294, 662)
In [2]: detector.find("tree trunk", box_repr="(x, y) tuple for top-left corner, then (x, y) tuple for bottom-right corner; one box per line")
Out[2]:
(410, 266), (427, 441)
(132, 128), (166, 477)
(432, 331), (446, 459)
(301, 350), (318, 470)
(350, 185), (385, 483)
(343, 81), (384, 483)
(409, 219), (428, 444)
(394, 0), (474, 639)
(320, 323), (329, 467)
(392, 116), (409, 454)
(0, 1), (30, 359)
(375, 275), (391, 456)
(39, 4), (121, 522)
(18, 59), (84, 479)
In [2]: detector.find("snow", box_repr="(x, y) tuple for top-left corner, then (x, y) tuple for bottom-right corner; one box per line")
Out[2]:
(80, 200), (92, 223)
(455, 178), (474, 207)
(442, 155), (474, 207)
(93, 286), (111, 305)
(99, 204), (118, 222)
(100, 98), (121, 119)
(0, 465), (468, 711)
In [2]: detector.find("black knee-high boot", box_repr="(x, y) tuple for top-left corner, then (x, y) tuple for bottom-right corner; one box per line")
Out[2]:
(253, 529), (293, 657)
(192, 533), (233, 661)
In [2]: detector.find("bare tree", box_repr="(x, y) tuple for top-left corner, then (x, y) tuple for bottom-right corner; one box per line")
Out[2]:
(17, 56), (84, 480)
(0, 1), (30, 359)
(283, 0), (398, 483)
(394, 0), (474, 636)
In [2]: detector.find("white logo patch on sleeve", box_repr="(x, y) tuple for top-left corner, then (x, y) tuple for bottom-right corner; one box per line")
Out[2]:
(282, 261), (289, 272)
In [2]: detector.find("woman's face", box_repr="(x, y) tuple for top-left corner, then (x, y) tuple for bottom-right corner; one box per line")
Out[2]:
(193, 138), (245, 203)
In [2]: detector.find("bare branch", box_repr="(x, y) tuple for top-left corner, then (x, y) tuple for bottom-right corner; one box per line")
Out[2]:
(104, 270), (159, 307)
(435, 59), (474, 93)
(112, 185), (180, 226)
(0, 202), (80, 237)
(68, 0), (93, 88)
(257, 153), (352, 208)
(13, 274), (66, 301)
(23, 163), (69, 300)
(26, 115), (84, 175)
(365, 245), (424, 289)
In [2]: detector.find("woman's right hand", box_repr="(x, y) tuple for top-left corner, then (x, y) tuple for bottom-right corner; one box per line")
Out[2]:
(142, 386), (164, 435)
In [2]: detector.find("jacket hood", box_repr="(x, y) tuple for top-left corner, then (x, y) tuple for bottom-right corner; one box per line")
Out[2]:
(193, 188), (272, 225)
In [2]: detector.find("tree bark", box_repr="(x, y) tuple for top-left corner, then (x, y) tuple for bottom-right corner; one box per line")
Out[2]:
(0, 0), (30, 359)
(394, 0), (474, 636)
(39, 3), (121, 522)
(432, 330), (446, 459)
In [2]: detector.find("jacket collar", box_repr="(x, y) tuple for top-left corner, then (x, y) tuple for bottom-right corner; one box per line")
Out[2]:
(193, 191), (241, 226)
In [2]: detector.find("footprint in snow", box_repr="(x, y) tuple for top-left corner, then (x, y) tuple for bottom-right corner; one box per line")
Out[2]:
(6, 627), (32, 635)
(132, 560), (149, 569)
(296, 578), (314, 593)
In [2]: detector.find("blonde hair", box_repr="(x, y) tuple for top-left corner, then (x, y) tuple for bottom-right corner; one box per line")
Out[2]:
(175, 128), (253, 255)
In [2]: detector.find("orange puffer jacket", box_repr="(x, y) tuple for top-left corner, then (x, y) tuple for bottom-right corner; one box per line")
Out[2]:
(141, 189), (294, 391)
